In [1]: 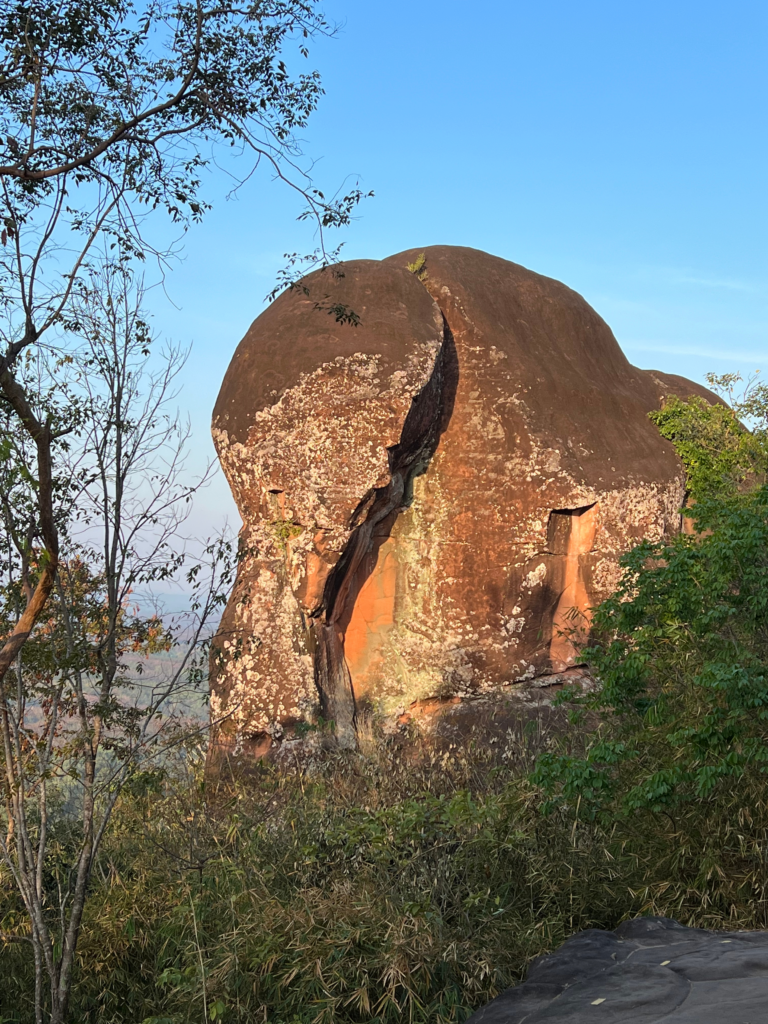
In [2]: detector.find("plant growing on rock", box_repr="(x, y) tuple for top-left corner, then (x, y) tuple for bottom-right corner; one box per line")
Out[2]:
(406, 252), (428, 280)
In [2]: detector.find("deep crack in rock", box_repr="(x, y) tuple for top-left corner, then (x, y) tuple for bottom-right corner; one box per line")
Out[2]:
(312, 322), (458, 746)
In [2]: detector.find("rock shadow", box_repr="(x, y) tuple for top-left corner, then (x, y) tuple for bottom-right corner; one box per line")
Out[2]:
(311, 319), (459, 745)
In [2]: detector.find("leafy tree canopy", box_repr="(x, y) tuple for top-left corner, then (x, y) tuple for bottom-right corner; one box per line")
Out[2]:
(650, 372), (768, 503)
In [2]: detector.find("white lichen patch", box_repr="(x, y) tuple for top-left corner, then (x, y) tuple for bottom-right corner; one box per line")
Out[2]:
(524, 563), (547, 588)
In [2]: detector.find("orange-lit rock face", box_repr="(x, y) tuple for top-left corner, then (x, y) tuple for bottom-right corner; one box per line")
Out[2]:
(549, 504), (599, 671)
(209, 247), (717, 758)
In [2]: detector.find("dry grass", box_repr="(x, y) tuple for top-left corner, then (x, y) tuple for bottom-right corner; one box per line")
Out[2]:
(2, 729), (768, 1024)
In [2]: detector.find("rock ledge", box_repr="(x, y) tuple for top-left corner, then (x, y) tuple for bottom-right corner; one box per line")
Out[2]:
(468, 916), (768, 1024)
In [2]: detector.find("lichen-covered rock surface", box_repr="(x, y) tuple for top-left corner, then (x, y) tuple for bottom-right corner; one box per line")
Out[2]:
(210, 246), (716, 760)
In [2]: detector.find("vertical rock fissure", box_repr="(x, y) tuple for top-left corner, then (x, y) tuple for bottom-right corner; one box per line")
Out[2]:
(311, 319), (458, 746)
(548, 503), (598, 670)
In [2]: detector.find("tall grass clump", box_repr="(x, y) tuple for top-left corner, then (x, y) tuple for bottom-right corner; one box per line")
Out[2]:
(5, 727), (768, 1024)
(0, 733), (621, 1023)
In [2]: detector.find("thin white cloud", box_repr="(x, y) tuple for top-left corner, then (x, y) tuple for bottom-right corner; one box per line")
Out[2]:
(631, 265), (761, 294)
(673, 275), (755, 292)
(623, 340), (765, 365)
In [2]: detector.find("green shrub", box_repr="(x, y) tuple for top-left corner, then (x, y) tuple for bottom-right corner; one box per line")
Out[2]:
(532, 374), (768, 931)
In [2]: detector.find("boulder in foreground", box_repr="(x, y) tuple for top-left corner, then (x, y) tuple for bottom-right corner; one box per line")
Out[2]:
(468, 916), (768, 1024)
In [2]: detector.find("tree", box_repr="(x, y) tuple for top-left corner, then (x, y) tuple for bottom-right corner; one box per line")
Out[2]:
(0, 9), (368, 1014)
(0, 267), (236, 1023)
(533, 373), (768, 820)
(649, 371), (768, 503)
(0, 0), (369, 683)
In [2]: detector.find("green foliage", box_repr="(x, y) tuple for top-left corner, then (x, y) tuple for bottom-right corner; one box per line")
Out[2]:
(5, 737), (768, 1023)
(271, 520), (305, 545)
(406, 253), (428, 281)
(0, 741), (632, 1024)
(9, 735), (768, 1024)
(650, 371), (768, 502)
(534, 485), (768, 816)
(534, 373), (768, 823)
(0, 274), (236, 1024)
(0, 0), (339, 236)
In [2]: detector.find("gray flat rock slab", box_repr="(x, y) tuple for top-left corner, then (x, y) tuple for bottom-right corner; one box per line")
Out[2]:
(467, 917), (768, 1024)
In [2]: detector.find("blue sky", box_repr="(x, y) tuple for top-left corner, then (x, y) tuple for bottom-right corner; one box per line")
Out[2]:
(149, 0), (768, 536)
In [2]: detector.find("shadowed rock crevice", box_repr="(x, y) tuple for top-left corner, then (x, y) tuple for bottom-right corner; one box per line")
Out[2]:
(311, 323), (459, 745)
(548, 504), (598, 670)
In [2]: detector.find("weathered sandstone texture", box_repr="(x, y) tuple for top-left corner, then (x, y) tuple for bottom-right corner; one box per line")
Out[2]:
(210, 246), (716, 760)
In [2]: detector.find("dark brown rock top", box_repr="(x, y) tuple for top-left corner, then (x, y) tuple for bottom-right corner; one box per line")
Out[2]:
(213, 258), (443, 444)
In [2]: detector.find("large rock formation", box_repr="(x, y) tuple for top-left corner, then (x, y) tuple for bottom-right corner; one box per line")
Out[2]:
(210, 246), (715, 759)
